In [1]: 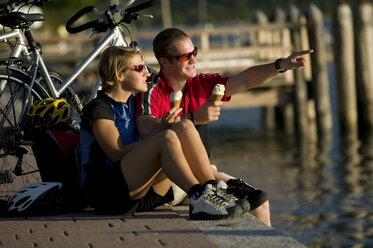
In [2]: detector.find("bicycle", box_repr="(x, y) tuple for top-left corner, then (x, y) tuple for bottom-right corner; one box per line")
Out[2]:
(0, 0), (158, 200)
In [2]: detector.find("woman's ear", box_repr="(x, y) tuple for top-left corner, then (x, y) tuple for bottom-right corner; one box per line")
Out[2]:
(117, 71), (125, 82)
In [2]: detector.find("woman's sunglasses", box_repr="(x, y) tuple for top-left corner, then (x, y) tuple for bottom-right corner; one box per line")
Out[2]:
(129, 64), (145, 73)
(168, 47), (198, 62)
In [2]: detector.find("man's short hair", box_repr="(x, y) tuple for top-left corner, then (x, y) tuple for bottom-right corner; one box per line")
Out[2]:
(153, 28), (189, 61)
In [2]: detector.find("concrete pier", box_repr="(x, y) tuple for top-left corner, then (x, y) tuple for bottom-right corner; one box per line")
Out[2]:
(0, 206), (305, 248)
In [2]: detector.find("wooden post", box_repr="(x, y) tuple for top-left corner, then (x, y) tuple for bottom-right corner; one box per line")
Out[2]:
(253, 10), (271, 55)
(288, 5), (309, 139)
(271, 8), (293, 84)
(270, 8), (286, 46)
(254, 10), (275, 129)
(200, 26), (211, 71)
(354, 0), (373, 132)
(161, 0), (172, 28)
(306, 4), (333, 139)
(333, 1), (358, 138)
(271, 8), (293, 132)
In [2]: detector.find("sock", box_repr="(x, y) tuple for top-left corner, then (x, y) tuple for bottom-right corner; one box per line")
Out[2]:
(187, 184), (205, 198)
(203, 179), (218, 187)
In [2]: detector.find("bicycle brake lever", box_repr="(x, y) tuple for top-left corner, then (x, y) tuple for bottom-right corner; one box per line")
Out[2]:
(140, 14), (153, 19)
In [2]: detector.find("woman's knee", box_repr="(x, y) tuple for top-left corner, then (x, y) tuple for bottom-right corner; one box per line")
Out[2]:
(171, 119), (195, 134)
(159, 129), (180, 145)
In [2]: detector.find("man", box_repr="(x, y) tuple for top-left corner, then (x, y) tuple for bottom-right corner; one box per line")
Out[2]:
(135, 28), (313, 226)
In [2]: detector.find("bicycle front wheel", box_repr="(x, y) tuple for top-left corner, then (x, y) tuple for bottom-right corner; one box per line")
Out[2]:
(0, 66), (47, 200)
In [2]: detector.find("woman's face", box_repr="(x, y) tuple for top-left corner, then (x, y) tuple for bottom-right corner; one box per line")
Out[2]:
(122, 54), (149, 93)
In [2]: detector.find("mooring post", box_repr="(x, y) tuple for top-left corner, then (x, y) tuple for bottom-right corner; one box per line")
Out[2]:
(306, 3), (333, 139)
(333, 1), (358, 139)
(288, 5), (309, 139)
(354, 0), (373, 132)
(270, 8), (294, 133)
(253, 10), (276, 129)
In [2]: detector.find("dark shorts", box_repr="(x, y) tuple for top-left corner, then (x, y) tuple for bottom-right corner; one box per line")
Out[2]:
(248, 189), (270, 211)
(83, 162), (173, 215)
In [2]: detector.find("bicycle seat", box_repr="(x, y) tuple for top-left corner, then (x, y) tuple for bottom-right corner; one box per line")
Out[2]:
(0, 12), (45, 28)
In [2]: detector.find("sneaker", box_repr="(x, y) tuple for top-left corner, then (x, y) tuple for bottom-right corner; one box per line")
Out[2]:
(164, 183), (188, 207)
(227, 178), (270, 211)
(189, 184), (242, 220)
(214, 180), (251, 212)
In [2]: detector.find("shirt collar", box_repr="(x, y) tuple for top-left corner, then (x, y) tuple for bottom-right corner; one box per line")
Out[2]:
(158, 70), (196, 92)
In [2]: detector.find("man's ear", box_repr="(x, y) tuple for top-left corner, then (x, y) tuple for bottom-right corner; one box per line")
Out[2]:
(159, 57), (170, 67)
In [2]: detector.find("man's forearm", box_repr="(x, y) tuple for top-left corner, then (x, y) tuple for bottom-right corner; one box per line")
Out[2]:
(225, 62), (278, 96)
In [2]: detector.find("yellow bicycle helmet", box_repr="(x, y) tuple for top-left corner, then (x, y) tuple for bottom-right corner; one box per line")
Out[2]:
(24, 97), (71, 130)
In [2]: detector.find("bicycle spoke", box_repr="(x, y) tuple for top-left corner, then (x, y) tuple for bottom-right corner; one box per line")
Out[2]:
(0, 67), (43, 200)
(0, 80), (24, 128)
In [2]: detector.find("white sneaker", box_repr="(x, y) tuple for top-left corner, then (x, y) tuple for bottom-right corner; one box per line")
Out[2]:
(214, 180), (251, 212)
(189, 184), (242, 220)
(164, 184), (188, 207)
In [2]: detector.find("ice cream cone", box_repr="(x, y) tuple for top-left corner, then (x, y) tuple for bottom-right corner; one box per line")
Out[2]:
(210, 84), (225, 102)
(170, 90), (183, 109)
(171, 99), (181, 108)
(210, 93), (224, 101)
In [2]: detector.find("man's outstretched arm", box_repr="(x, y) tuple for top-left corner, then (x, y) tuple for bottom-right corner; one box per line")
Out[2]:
(225, 49), (313, 97)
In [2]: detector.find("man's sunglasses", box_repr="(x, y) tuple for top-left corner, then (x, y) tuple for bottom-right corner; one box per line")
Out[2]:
(129, 64), (145, 72)
(169, 47), (198, 62)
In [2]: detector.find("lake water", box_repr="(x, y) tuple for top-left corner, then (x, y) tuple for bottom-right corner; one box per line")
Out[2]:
(209, 123), (373, 247)
(207, 65), (373, 247)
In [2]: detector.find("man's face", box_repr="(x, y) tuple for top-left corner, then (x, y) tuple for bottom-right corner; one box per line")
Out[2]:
(166, 37), (197, 81)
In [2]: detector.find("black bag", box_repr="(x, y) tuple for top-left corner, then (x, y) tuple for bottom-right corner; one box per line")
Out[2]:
(30, 124), (88, 211)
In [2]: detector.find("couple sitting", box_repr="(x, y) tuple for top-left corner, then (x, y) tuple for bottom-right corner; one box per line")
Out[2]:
(80, 28), (312, 225)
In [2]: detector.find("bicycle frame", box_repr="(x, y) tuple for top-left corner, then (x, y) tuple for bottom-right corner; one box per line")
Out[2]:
(56, 26), (128, 100)
(0, 24), (129, 112)
(0, 29), (29, 58)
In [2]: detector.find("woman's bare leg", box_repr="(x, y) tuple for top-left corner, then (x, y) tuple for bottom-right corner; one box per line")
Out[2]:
(130, 170), (173, 200)
(121, 129), (214, 198)
(171, 120), (215, 183)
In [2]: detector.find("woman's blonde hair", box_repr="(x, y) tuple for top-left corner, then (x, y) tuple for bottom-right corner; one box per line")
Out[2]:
(98, 46), (142, 91)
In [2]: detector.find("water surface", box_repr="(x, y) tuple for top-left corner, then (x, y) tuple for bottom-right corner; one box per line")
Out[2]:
(208, 109), (373, 247)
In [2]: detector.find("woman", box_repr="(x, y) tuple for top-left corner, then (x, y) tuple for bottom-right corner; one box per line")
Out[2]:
(80, 46), (245, 220)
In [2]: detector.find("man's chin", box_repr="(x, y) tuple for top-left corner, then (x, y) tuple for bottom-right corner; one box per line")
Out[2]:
(186, 71), (197, 79)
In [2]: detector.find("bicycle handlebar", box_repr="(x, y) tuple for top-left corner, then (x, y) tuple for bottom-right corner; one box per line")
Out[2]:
(92, 0), (135, 16)
(65, 6), (105, 34)
(65, 0), (158, 34)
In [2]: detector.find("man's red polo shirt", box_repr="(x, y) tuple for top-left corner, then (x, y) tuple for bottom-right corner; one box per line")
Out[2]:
(136, 71), (230, 118)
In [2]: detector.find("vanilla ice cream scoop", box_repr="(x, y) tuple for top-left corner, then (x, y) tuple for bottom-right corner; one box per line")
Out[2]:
(170, 90), (183, 108)
(210, 84), (225, 101)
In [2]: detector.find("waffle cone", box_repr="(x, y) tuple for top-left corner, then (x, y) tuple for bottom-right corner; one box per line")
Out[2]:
(171, 99), (181, 108)
(210, 93), (224, 101)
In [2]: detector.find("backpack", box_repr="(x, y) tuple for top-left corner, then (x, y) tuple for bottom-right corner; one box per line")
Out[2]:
(29, 124), (88, 211)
